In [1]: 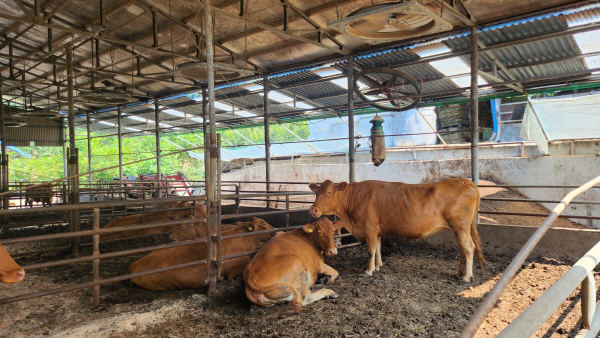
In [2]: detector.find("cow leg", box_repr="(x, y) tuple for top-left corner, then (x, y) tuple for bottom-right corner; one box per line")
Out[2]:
(375, 236), (383, 271)
(302, 288), (338, 305)
(362, 232), (378, 277)
(318, 263), (339, 283)
(453, 229), (475, 282)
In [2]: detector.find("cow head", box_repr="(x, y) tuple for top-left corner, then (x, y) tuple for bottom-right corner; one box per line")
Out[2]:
(308, 180), (348, 218)
(242, 217), (277, 241)
(171, 201), (207, 220)
(0, 243), (25, 284)
(303, 217), (344, 256)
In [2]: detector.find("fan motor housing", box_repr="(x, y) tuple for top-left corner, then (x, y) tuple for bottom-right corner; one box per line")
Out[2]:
(328, 1), (453, 44)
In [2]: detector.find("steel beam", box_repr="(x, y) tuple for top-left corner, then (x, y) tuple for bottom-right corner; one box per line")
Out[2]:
(211, 6), (348, 55)
(347, 55), (355, 183)
(470, 26), (479, 185)
(117, 106), (123, 180)
(154, 99), (161, 199)
(86, 112), (92, 183)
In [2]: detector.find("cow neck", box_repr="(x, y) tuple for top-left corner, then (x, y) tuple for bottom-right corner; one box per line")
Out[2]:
(335, 184), (355, 222)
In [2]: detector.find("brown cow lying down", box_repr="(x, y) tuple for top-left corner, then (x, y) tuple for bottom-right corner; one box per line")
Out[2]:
(169, 221), (238, 242)
(0, 243), (25, 284)
(309, 179), (484, 282)
(100, 201), (205, 242)
(128, 217), (275, 291)
(244, 217), (344, 313)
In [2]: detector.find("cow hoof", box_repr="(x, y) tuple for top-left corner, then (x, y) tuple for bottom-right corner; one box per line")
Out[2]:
(319, 275), (332, 285)
(457, 279), (471, 285)
(328, 292), (339, 299)
(359, 273), (372, 278)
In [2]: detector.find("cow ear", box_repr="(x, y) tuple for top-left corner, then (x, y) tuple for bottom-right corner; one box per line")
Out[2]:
(332, 220), (345, 230)
(309, 183), (319, 193)
(336, 182), (348, 191)
(302, 223), (315, 234)
(244, 221), (255, 231)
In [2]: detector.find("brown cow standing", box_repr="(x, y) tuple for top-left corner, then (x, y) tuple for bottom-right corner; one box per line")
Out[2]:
(129, 217), (275, 291)
(0, 243), (25, 284)
(244, 217), (344, 312)
(25, 184), (53, 208)
(100, 201), (202, 242)
(309, 179), (483, 282)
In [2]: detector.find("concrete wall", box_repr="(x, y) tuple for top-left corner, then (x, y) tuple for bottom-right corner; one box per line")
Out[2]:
(223, 141), (600, 228)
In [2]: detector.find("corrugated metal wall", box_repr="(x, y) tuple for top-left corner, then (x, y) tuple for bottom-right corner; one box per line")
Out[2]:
(5, 117), (64, 147)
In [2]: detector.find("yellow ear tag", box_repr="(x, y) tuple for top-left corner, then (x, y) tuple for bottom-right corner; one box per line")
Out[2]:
(308, 229), (313, 233)
(248, 227), (253, 230)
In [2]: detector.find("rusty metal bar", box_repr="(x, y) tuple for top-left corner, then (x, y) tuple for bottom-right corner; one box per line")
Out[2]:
(481, 197), (600, 205)
(0, 217), (204, 245)
(154, 99), (161, 199)
(117, 106), (123, 181)
(479, 210), (600, 220)
(337, 242), (361, 249)
(285, 194), (290, 228)
(22, 237), (208, 271)
(263, 73), (271, 208)
(221, 208), (310, 221)
(347, 55), (355, 183)
(0, 76), (7, 228)
(92, 208), (100, 306)
(86, 112), (92, 183)
(460, 174), (600, 338)
(470, 25), (479, 185)
(0, 258), (208, 305)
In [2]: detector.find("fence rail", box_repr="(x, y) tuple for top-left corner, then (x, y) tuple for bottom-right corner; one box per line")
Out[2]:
(460, 175), (600, 338)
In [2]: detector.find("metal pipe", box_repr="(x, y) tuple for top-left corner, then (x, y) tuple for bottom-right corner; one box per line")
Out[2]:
(460, 174), (600, 338)
(481, 197), (600, 205)
(202, 87), (209, 199)
(92, 208), (99, 306)
(0, 76), (7, 221)
(86, 112), (92, 183)
(117, 106), (123, 181)
(0, 258), (208, 305)
(581, 272), (596, 329)
(204, 0), (218, 293)
(1, 217), (204, 245)
(62, 118), (67, 177)
(154, 99), (161, 199)
(263, 74), (271, 207)
(470, 26), (479, 185)
(497, 242), (600, 338)
(347, 55), (355, 183)
(66, 44), (79, 257)
(479, 210), (600, 220)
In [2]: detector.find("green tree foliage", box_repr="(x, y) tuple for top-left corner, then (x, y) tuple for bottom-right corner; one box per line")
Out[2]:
(8, 121), (309, 183)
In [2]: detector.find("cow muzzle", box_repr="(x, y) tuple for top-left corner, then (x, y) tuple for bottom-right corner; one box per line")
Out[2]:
(309, 207), (321, 218)
(327, 248), (338, 256)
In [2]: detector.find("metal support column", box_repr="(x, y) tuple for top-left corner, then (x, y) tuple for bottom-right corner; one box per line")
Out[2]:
(0, 77), (8, 229)
(470, 26), (479, 185)
(86, 112), (92, 184)
(117, 106), (123, 180)
(263, 74), (271, 207)
(347, 55), (356, 183)
(205, 0), (219, 294)
(202, 87), (209, 195)
(66, 45), (79, 256)
(62, 119), (67, 178)
(154, 100), (161, 199)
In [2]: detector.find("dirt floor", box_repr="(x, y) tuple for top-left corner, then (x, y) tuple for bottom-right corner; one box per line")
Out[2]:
(0, 181), (593, 337)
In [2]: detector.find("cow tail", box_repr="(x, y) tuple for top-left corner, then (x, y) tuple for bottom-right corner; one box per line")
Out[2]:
(471, 186), (486, 271)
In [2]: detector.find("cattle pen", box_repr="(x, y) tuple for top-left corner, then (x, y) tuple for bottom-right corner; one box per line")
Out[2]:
(1, 0), (600, 337)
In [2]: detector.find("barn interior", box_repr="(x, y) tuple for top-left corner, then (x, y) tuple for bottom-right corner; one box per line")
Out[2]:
(1, 0), (600, 337)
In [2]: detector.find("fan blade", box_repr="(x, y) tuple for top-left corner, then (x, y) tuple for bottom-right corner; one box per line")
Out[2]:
(388, 22), (417, 31)
(360, 75), (383, 88)
(364, 89), (383, 96)
(351, 20), (387, 33)
(385, 75), (398, 88)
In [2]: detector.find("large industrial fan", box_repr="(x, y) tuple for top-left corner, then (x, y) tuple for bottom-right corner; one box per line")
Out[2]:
(77, 81), (138, 105)
(328, 1), (453, 44)
(177, 62), (246, 81)
(353, 67), (422, 111)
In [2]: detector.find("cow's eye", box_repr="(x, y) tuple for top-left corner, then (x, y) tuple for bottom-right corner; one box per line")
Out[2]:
(318, 231), (322, 235)
(327, 191), (332, 195)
